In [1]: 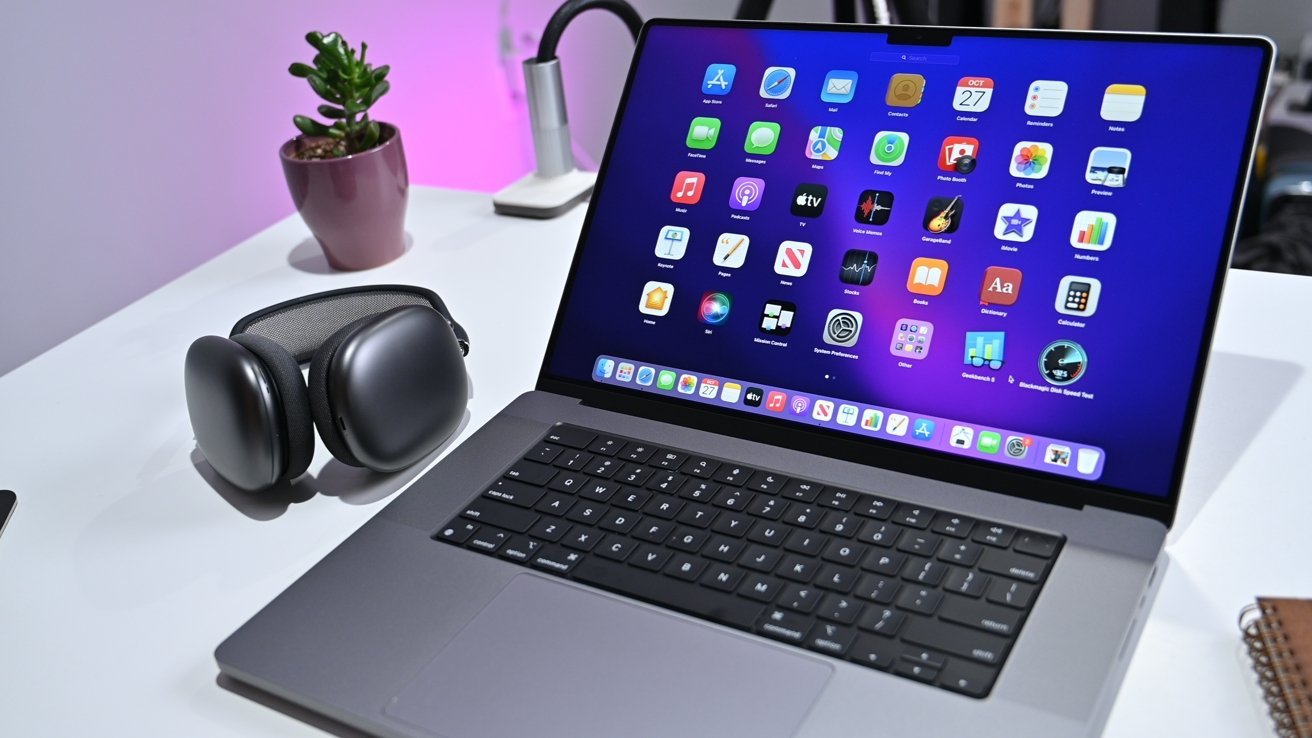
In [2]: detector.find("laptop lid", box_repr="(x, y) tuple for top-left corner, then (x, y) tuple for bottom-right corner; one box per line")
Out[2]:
(537, 20), (1273, 528)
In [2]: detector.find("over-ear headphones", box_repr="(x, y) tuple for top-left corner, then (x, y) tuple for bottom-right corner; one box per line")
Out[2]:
(184, 285), (470, 492)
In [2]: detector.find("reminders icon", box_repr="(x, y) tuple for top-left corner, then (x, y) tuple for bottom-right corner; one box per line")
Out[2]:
(1101, 84), (1146, 122)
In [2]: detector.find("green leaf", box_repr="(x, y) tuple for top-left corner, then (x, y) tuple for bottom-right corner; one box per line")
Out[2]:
(327, 127), (346, 139)
(316, 104), (346, 119)
(305, 31), (325, 50)
(360, 121), (381, 151)
(306, 73), (341, 104)
(293, 115), (332, 137)
(322, 32), (351, 70)
(343, 99), (363, 115)
(371, 65), (390, 84)
(366, 80), (390, 107)
(288, 62), (314, 78)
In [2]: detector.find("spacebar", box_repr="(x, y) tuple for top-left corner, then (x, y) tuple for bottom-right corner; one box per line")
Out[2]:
(571, 558), (763, 630)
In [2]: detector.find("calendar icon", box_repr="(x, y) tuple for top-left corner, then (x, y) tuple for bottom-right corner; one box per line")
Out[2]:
(953, 77), (994, 112)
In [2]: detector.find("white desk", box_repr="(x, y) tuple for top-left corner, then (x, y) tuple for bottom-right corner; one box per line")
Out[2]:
(0, 186), (1306, 736)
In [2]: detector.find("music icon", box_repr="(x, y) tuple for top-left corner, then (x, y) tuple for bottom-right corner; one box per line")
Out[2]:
(670, 171), (706, 205)
(765, 391), (788, 412)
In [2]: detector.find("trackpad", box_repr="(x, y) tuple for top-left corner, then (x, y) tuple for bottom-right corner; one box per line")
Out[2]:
(386, 574), (832, 738)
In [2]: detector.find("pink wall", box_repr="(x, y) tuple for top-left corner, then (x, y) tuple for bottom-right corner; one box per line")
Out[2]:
(0, 0), (826, 376)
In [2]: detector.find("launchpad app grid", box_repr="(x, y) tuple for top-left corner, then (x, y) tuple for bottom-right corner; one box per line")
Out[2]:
(548, 25), (1264, 499)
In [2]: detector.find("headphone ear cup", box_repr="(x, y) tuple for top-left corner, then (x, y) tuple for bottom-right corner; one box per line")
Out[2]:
(229, 333), (316, 481)
(307, 317), (372, 468)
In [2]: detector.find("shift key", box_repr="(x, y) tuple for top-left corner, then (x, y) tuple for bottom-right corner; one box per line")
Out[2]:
(460, 498), (539, 533)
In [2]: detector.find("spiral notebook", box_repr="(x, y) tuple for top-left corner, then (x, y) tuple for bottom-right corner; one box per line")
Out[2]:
(1241, 597), (1312, 738)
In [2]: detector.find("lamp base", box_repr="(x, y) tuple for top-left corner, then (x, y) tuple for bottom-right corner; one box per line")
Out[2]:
(492, 169), (595, 219)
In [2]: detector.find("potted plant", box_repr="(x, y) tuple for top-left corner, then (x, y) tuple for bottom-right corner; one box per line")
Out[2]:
(281, 31), (408, 271)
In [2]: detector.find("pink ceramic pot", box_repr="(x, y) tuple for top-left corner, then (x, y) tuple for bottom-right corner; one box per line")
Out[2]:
(280, 123), (408, 271)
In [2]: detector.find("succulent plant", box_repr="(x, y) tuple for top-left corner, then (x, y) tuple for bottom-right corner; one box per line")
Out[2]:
(288, 31), (390, 158)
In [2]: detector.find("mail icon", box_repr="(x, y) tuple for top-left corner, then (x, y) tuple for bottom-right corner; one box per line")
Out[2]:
(821, 70), (858, 103)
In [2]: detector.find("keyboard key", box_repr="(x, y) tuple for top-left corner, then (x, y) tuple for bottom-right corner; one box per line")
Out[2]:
(460, 499), (539, 533)
(938, 658), (998, 698)
(503, 460), (556, 486)
(681, 457), (720, 478)
(543, 425), (595, 448)
(578, 480), (619, 503)
(778, 555), (819, 583)
(713, 488), (755, 511)
(713, 464), (754, 486)
(619, 442), (656, 463)
(739, 575), (783, 602)
(565, 503), (606, 525)
(931, 513), (976, 539)
(817, 594), (862, 624)
(897, 532), (942, 557)
(700, 565), (743, 592)
(978, 548), (1048, 584)
(563, 529), (603, 552)
(821, 539), (865, 566)
(747, 471), (789, 494)
(633, 520), (674, 544)
(528, 518), (569, 542)
(630, 544), (671, 571)
(680, 481), (720, 502)
(553, 449), (592, 471)
(646, 472), (686, 495)
(596, 537), (636, 562)
(857, 606), (905, 636)
(817, 488), (856, 511)
(780, 479), (823, 502)
(650, 450), (688, 470)
(642, 496), (684, 519)
(530, 546), (583, 574)
(548, 472), (590, 495)
(819, 511), (859, 537)
(892, 504), (933, 529)
(972, 523), (1016, 548)
(902, 557), (948, 586)
(677, 504), (718, 528)
(815, 564), (858, 593)
(668, 528), (710, 553)
(850, 634), (897, 669)
(853, 494), (893, 520)
(710, 512), (752, 537)
(895, 659), (939, 684)
(863, 551), (906, 576)
(527, 442), (564, 464)
(783, 530), (825, 556)
(571, 556), (764, 629)
(807, 622), (856, 656)
(739, 545), (782, 573)
(584, 458), (621, 478)
(534, 493), (575, 517)
(747, 520), (787, 546)
(704, 536), (745, 563)
(616, 465), (654, 486)
(599, 510), (640, 534)
(498, 536), (542, 563)
(612, 488), (651, 510)
(853, 573), (900, 604)
(783, 504), (821, 529)
(987, 579), (1037, 610)
(940, 540), (984, 567)
(749, 496), (786, 520)
(857, 520), (902, 547)
(903, 617), (1009, 666)
(435, 521), (478, 544)
(1013, 531), (1061, 558)
(779, 584), (822, 614)
(897, 586), (943, 615)
(943, 568), (990, 598)
(484, 479), (547, 508)
(664, 554), (706, 581)
(586, 436), (623, 456)
(756, 607), (810, 643)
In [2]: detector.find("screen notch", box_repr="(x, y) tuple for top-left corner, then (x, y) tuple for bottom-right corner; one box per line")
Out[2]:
(886, 27), (954, 46)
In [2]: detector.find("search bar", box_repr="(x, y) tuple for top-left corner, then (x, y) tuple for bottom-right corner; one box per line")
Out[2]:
(869, 51), (959, 65)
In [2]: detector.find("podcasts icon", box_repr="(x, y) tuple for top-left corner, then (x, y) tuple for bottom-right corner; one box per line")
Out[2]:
(729, 177), (765, 211)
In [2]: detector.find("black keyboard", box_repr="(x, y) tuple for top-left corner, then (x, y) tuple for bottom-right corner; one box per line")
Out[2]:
(434, 424), (1063, 698)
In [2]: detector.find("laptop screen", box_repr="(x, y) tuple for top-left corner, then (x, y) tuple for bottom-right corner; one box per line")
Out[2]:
(543, 22), (1269, 501)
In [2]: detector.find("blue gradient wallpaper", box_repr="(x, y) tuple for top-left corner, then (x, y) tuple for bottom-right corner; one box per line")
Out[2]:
(547, 24), (1267, 499)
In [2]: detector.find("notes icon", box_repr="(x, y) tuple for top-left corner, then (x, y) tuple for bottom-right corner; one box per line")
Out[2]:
(1101, 84), (1146, 122)
(670, 171), (705, 205)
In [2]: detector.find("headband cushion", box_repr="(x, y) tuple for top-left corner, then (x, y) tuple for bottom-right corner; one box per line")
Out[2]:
(230, 333), (316, 481)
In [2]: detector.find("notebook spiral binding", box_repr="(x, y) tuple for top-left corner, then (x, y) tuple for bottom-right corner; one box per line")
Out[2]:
(1241, 602), (1312, 738)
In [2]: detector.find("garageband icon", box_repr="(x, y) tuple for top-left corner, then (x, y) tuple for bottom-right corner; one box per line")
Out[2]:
(730, 176), (765, 211)
(923, 196), (963, 234)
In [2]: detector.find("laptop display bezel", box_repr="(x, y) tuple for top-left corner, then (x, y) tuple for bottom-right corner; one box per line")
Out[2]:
(535, 19), (1274, 529)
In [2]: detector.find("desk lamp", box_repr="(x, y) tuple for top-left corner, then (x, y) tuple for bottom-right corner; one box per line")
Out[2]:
(492, 0), (642, 218)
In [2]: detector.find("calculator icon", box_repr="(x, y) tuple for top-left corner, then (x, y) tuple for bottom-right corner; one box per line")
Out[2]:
(1055, 276), (1102, 317)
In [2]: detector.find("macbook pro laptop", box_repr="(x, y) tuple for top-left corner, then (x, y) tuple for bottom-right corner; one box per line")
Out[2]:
(217, 20), (1273, 738)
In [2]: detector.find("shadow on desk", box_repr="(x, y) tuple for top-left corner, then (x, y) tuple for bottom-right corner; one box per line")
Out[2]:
(1172, 350), (1302, 540)
(217, 674), (372, 738)
(287, 234), (415, 275)
(192, 409), (472, 521)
